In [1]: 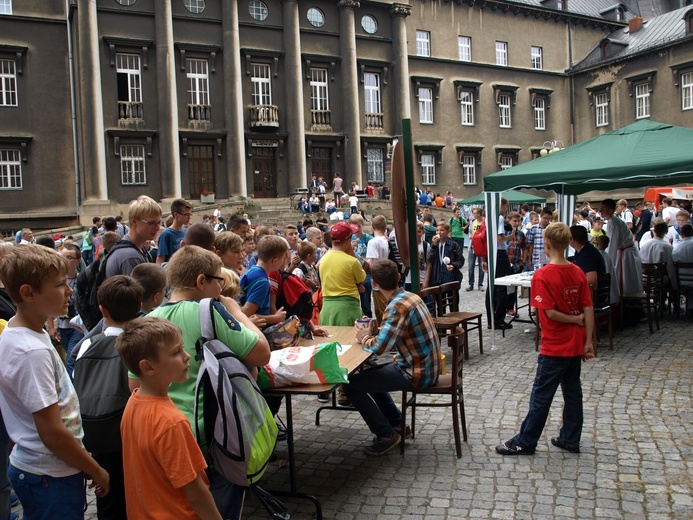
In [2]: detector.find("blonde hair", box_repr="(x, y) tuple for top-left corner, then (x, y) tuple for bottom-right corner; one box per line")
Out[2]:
(297, 240), (317, 261)
(101, 231), (119, 253)
(371, 215), (387, 232)
(214, 231), (243, 254)
(349, 214), (365, 226)
(305, 227), (321, 240)
(0, 244), (68, 303)
(116, 317), (182, 376)
(167, 245), (223, 291)
(220, 268), (241, 299)
(127, 195), (162, 224)
(543, 222), (571, 251)
(0, 241), (14, 258)
(256, 235), (288, 262)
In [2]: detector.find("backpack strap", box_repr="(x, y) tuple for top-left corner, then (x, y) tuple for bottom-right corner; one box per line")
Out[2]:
(196, 298), (216, 361)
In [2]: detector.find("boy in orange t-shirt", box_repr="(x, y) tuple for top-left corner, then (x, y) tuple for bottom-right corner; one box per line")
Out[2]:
(116, 317), (222, 520)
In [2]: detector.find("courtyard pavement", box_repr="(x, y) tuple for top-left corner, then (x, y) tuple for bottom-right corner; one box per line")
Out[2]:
(16, 281), (691, 519)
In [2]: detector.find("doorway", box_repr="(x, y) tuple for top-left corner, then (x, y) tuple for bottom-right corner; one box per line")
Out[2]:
(188, 145), (215, 198)
(252, 147), (277, 198)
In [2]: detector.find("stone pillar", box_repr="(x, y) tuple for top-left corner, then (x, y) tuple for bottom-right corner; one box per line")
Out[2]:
(283, 0), (307, 191)
(154, 0), (181, 199)
(390, 3), (412, 135)
(77, 0), (108, 201)
(221, 0), (247, 196)
(338, 0), (362, 186)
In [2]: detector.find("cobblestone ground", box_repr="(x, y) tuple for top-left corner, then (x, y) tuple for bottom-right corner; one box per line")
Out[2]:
(16, 283), (691, 519)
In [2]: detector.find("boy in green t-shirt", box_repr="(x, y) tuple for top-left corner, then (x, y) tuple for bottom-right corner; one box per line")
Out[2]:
(448, 206), (468, 252)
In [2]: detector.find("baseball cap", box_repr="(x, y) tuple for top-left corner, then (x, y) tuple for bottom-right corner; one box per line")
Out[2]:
(330, 222), (359, 242)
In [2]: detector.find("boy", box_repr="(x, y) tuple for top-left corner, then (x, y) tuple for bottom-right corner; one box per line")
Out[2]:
(305, 226), (328, 263)
(116, 317), (222, 520)
(589, 216), (606, 243)
(0, 245), (109, 519)
(293, 241), (319, 292)
(349, 192), (359, 215)
(73, 275), (144, 520)
(366, 215), (391, 326)
(242, 236), (255, 270)
(157, 198), (193, 264)
(240, 236), (289, 326)
(496, 223), (594, 456)
(148, 246), (269, 518)
(214, 231), (245, 274)
(131, 263), (167, 313)
(284, 225), (300, 259)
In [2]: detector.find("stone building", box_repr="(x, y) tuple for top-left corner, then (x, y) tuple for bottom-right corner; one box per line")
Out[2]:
(0, 0), (691, 231)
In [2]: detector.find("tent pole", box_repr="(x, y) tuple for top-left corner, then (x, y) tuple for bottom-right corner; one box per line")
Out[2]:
(402, 119), (419, 294)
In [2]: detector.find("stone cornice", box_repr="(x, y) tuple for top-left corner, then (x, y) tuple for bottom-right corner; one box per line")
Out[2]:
(390, 4), (412, 17)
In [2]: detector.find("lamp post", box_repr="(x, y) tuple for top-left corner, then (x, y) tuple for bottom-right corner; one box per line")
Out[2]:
(539, 139), (565, 156)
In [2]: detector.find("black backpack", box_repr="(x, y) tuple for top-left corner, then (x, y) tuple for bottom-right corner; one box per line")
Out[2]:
(72, 333), (130, 454)
(75, 240), (143, 331)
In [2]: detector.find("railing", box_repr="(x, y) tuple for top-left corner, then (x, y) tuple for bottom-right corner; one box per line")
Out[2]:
(248, 104), (279, 127)
(365, 112), (384, 130)
(118, 101), (144, 120)
(188, 104), (211, 122)
(311, 109), (331, 127)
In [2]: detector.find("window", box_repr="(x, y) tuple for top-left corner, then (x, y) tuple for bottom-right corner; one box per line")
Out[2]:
(531, 46), (543, 70)
(249, 0), (268, 21)
(460, 90), (474, 126)
(421, 154), (435, 185)
(595, 92), (609, 126)
(310, 67), (329, 125)
(251, 63), (272, 106)
(116, 53), (142, 119)
(635, 83), (650, 119)
(0, 59), (17, 106)
(120, 144), (146, 185)
(0, 149), (21, 189)
(496, 41), (508, 66)
(187, 58), (210, 121)
(367, 148), (384, 183)
(462, 155), (476, 185)
(500, 156), (514, 170)
(184, 0), (205, 13)
(458, 36), (471, 62)
(416, 31), (430, 57)
(364, 72), (381, 115)
(418, 87), (433, 123)
(361, 15), (377, 34)
(682, 72), (693, 110)
(307, 7), (325, 27)
(533, 97), (546, 130)
(115, 0), (137, 5)
(498, 93), (511, 128)
(0, 0), (11, 14)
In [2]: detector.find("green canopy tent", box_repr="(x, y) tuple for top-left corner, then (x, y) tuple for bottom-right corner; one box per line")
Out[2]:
(458, 190), (546, 206)
(481, 120), (693, 337)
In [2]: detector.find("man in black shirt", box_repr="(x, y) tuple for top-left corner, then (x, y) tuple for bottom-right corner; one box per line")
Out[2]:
(569, 225), (605, 285)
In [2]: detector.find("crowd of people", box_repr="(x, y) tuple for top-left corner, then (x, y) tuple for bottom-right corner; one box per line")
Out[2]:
(2, 189), (691, 519)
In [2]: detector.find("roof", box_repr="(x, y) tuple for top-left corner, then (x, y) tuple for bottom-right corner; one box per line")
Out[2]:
(504, 0), (636, 20)
(570, 5), (693, 71)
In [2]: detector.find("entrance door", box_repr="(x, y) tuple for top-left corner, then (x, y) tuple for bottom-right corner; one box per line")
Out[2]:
(311, 147), (333, 185)
(188, 145), (215, 198)
(253, 147), (277, 198)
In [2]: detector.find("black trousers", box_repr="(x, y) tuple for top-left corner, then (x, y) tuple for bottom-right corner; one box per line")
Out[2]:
(94, 451), (126, 520)
(485, 250), (514, 327)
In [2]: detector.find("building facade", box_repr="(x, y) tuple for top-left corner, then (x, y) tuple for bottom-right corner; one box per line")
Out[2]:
(0, 0), (691, 232)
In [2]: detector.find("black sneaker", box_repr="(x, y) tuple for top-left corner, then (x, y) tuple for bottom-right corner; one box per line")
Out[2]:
(317, 393), (329, 403)
(551, 437), (580, 453)
(363, 433), (402, 456)
(495, 438), (535, 455)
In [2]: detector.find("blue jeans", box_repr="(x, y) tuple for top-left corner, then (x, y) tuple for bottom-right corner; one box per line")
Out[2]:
(59, 328), (83, 375)
(359, 281), (372, 318)
(342, 363), (416, 439)
(467, 248), (484, 287)
(514, 354), (584, 449)
(9, 465), (84, 520)
(207, 466), (244, 520)
(0, 412), (10, 520)
(81, 248), (93, 267)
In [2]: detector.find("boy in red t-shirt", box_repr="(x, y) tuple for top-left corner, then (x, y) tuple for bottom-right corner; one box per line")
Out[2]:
(496, 222), (595, 456)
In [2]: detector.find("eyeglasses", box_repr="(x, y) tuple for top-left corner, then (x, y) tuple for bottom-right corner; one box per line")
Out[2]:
(205, 274), (226, 288)
(140, 219), (161, 227)
(177, 212), (192, 218)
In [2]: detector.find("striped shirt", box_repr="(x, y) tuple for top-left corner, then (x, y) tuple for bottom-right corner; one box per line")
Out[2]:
(362, 289), (440, 389)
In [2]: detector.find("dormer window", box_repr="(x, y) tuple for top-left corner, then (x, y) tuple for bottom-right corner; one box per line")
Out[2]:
(685, 9), (693, 35)
(600, 39), (628, 60)
(541, 0), (567, 11)
(600, 3), (628, 22)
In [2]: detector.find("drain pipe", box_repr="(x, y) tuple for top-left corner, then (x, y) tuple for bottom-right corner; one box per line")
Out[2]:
(66, 0), (81, 219)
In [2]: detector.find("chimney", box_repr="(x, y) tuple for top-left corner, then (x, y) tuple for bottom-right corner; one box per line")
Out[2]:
(628, 16), (644, 33)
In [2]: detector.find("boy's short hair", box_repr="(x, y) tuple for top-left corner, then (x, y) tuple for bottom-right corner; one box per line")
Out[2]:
(284, 224), (298, 234)
(171, 198), (193, 215)
(596, 235), (610, 249)
(256, 235), (289, 262)
(167, 245), (223, 291)
(102, 231), (119, 253)
(569, 225), (589, 245)
(616, 199), (628, 208)
(229, 214), (249, 231)
(680, 223), (693, 238)
(131, 263), (167, 302)
(423, 214), (433, 223)
(220, 268), (241, 299)
(128, 195), (162, 224)
(184, 223), (216, 250)
(507, 211), (521, 220)
(35, 236), (56, 250)
(103, 217), (118, 231)
(371, 259), (399, 291)
(529, 211), (538, 219)
(97, 275), (144, 323)
(662, 197), (672, 206)
(243, 235), (254, 245)
(253, 225), (274, 244)
(0, 244), (68, 303)
(349, 214), (365, 226)
(677, 209), (691, 219)
(371, 215), (387, 232)
(305, 227), (321, 240)
(298, 240), (317, 260)
(214, 231), (243, 254)
(601, 198), (617, 211)
(116, 317), (182, 376)
(437, 222), (451, 231)
(93, 216), (102, 225)
(541, 207), (554, 217)
(653, 220), (669, 237)
(543, 222), (571, 251)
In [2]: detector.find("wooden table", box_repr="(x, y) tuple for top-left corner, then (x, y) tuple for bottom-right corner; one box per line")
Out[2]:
(263, 326), (371, 505)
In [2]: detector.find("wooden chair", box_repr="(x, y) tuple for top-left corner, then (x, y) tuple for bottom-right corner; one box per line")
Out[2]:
(590, 272), (613, 352)
(420, 285), (442, 317)
(439, 281), (483, 360)
(674, 261), (693, 317)
(621, 263), (666, 334)
(400, 333), (468, 458)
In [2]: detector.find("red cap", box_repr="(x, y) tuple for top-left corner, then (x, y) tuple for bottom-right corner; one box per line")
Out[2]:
(329, 222), (359, 242)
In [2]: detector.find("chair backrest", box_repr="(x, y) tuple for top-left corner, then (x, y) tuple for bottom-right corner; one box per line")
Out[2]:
(440, 281), (461, 313)
(590, 272), (611, 310)
(641, 262), (666, 295)
(674, 261), (693, 288)
(447, 333), (465, 392)
(420, 285), (441, 317)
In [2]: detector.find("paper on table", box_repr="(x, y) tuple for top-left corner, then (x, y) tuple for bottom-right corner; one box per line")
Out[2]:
(336, 344), (353, 356)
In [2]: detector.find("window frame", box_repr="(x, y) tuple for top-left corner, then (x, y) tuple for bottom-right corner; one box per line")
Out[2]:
(498, 93), (511, 128)
(531, 46), (543, 70)
(458, 36), (471, 62)
(416, 30), (431, 57)
(310, 67), (329, 112)
(533, 97), (546, 130)
(116, 52), (142, 104)
(0, 58), (17, 107)
(120, 144), (147, 186)
(682, 71), (693, 111)
(307, 7), (325, 28)
(420, 153), (436, 185)
(251, 62), (272, 106)
(186, 58), (210, 107)
(595, 92), (609, 127)
(0, 148), (22, 190)
(361, 15), (377, 34)
(495, 41), (508, 67)
(366, 147), (385, 184)
(364, 71), (381, 115)
(184, 0), (205, 14)
(634, 82), (650, 119)
(455, 80), (482, 128)
(418, 86), (433, 124)
(0, 0), (11, 15)
(457, 146), (483, 186)
(249, 0), (268, 21)
(460, 89), (474, 126)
